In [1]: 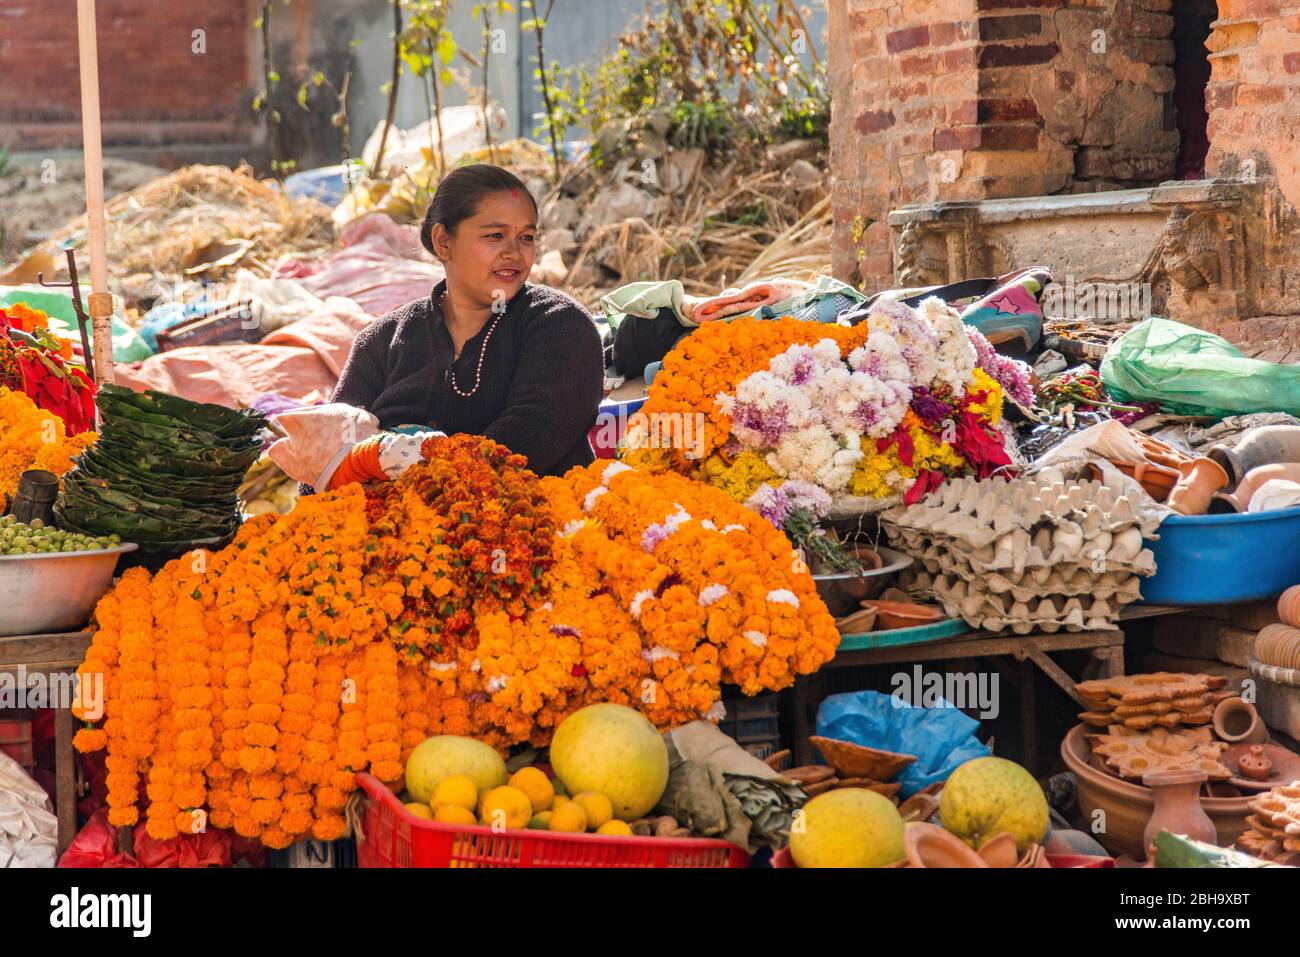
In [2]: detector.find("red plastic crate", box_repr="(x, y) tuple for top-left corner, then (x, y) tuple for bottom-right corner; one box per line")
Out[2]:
(354, 773), (749, 869)
(0, 718), (35, 771)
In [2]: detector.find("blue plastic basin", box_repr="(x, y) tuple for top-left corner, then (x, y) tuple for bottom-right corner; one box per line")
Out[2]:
(1143, 505), (1300, 604)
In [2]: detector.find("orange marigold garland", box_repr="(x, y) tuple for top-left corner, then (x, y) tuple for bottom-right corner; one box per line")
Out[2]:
(76, 436), (840, 846)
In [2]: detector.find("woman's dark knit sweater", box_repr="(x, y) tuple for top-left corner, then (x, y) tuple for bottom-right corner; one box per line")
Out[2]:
(331, 280), (604, 477)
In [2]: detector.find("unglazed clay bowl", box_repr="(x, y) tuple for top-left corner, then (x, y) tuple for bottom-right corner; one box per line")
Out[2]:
(903, 822), (988, 868)
(1061, 725), (1252, 859)
(977, 832), (1019, 868)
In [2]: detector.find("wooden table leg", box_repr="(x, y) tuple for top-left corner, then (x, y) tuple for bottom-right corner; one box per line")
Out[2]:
(1104, 643), (1125, 677)
(1019, 658), (1037, 777)
(793, 674), (817, 767)
(54, 702), (76, 855)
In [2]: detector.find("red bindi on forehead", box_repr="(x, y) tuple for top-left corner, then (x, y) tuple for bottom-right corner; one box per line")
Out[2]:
(511, 189), (519, 197)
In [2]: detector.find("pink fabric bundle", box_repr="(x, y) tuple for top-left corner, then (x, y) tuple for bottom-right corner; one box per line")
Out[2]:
(688, 278), (813, 322)
(114, 297), (372, 407)
(275, 213), (446, 317)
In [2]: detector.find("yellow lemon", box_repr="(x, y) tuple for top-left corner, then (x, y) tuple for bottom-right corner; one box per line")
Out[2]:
(405, 802), (435, 820)
(434, 804), (478, 826)
(573, 792), (614, 830)
(528, 811), (553, 830)
(548, 801), (588, 833)
(509, 767), (555, 812)
(596, 819), (633, 837)
(432, 774), (479, 812)
(479, 786), (533, 829)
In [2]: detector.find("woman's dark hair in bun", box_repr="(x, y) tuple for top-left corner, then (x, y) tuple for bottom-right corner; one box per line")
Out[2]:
(419, 163), (539, 256)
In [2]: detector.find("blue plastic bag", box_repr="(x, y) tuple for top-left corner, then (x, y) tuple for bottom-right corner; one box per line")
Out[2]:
(816, 690), (991, 798)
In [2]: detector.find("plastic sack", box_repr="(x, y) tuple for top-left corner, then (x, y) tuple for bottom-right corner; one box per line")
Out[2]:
(816, 690), (991, 798)
(1101, 317), (1300, 418)
(59, 808), (252, 868)
(0, 286), (153, 362)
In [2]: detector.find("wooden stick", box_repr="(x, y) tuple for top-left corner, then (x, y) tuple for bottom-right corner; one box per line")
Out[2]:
(76, 0), (115, 386)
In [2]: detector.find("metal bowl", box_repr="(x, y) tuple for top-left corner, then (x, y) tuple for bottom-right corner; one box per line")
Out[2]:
(812, 545), (913, 617)
(0, 543), (137, 637)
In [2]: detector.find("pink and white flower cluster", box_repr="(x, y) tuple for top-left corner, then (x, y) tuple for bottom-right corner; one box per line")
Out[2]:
(714, 296), (981, 496)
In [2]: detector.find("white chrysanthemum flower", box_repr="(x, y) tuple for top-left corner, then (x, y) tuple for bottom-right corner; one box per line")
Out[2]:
(698, 583), (729, 607)
(766, 590), (800, 608)
(629, 589), (654, 620)
(744, 630), (769, 648)
(601, 461), (634, 484)
(641, 645), (681, 663)
(721, 524), (746, 534)
(582, 484), (608, 512)
(486, 675), (509, 694)
(559, 518), (586, 538)
(705, 700), (728, 722)
(429, 661), (458, 674)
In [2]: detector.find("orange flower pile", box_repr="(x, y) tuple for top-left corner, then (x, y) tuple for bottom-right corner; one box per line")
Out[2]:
(0, 386), (97, 501)
(622, 317), (871, 470)
(74, 437), (839, 847)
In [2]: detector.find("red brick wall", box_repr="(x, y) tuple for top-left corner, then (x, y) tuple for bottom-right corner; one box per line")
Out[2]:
(1205, 0), (1300, 207)
(0, 0), (258, 149)
(829, 0), (1184, 289)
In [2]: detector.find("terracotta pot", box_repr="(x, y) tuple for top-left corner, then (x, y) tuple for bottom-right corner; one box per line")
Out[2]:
(1141, 768), (1216, 861)
(1060, 725), (1252, 859)
(977, 832), (1019, 868)
(1167, 458), (1230, 516)
(1218, 464), (1300, 513)
(1114, 460), (1182, 502)
(1254, 623), (1300, 667)
(1212, 696), (1269, 745)
(848, 546), (884, 571)
(857, 599), (945, 631)
(1236, 745), (1273, 782)
(903, 822), (988, 868)
(1208, 425), (1300, 492)
(1279, 585), (1300, 629)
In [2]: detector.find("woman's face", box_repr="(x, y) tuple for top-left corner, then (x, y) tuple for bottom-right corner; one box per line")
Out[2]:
(431, 190), (538, 308)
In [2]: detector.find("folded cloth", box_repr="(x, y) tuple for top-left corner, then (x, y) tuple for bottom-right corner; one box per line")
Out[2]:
(599, 279), (691, 332)
(115, 297), (373, 407)
(267, 403), (380, 490)
(1248, 479), (1300, 513)
(690, 278), (814, 322)
(0, 752), (57, 868)
(279, 213), (446, 317)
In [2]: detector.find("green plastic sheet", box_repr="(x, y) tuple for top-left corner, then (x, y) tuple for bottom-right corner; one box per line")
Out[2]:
(1101, 316), (1300, 418)
(1, 286), (153, 362)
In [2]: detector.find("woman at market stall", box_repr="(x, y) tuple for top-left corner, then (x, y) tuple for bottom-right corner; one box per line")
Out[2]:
(330, 164), (604, 477)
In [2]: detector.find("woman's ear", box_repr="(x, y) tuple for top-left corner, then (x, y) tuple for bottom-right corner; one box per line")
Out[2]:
(429, 223), (453, 262)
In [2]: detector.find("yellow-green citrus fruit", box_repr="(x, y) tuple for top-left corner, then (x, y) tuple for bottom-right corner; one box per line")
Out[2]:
(405, 802), (434, 820)
(404, 735), (507, 805)
(528, 811), (553, 830)
(509, 766), (555, 812)
(478, 786), (533, 829)
(939, 756), (1049, 853)
(432, 774), (478, 811)
(434, 804), (478, 826)
(789, 788), (906, 868)
(548, 801), (588, 833)
(549, 704), (669, 820)
(573, 792), (614, 830)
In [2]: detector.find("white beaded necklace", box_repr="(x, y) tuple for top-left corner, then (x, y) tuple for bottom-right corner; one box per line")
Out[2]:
(443, 290), (503, 399)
